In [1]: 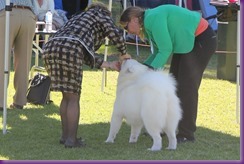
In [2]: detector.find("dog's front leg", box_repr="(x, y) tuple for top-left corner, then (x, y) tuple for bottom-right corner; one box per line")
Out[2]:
(105, 114), (123, 143)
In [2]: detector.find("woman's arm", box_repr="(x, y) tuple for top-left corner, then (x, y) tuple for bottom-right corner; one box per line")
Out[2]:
(100, 61), (121, 71)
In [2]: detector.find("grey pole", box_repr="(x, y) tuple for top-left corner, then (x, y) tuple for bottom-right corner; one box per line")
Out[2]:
(3, 0), (11, 134)
(236, 0), (241, 124)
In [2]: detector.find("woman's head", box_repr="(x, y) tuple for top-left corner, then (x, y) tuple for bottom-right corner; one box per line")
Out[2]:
(120, 6), (144, 36)
(87, 2), (111, 16)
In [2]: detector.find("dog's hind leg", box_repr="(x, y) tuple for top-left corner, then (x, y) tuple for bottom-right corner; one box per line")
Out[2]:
(164, 95), (181, 150)
(141, 98), (163, 151)
(163, 113), (178, 150)
(129, 124), (143, 143)
(164, 127), (177, 150)
(105, 114), (123, 143)
(144, 119), (162, 151)
(146, 131), (162, 151)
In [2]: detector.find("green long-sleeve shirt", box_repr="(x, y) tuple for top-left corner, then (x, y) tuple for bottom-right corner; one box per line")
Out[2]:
(143, 5), (201, 69)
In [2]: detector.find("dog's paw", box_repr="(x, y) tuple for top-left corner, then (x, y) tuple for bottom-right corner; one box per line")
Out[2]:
(105, 138), (114, 143)
(148, 145), (162, 151)
(147, 147), (161, 151)
(166, 146), (176, 150)
(129, 140), (138, 144)
(129, 138), (138, 143)
(129, 134), (139, 143)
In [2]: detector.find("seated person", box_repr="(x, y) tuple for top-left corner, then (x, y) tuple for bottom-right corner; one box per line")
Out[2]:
(130, 0), (176, 8)
(54, 0), (63, 10)
(62, 0), (92, 19)
(33, 0), (68, 30)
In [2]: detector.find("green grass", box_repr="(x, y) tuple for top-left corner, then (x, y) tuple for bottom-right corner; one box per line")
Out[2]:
(0, 1), (240, 161)
(0, 44), (240, 161)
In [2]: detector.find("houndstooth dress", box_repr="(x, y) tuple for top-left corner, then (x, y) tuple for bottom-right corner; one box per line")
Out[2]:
(42, 6), (126, 95)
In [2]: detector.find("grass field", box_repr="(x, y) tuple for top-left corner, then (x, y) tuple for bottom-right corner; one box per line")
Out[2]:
(0, 44), (241, 161)
(0, 0), (241, 161)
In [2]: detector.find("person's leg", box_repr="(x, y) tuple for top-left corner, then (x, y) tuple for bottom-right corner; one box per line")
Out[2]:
(43, 38), (85, 147)
(173, 53), (203, 141)
(12, 9), (36, 107)
(170, 54), (199, 141)
(0, 9), (16, 108)
(59, 92), (68, 144)
(62, 92), (85, 148)
(170, 26), (217, 142)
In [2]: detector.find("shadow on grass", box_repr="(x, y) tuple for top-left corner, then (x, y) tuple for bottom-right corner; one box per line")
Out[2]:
(0, 104), (240, 161)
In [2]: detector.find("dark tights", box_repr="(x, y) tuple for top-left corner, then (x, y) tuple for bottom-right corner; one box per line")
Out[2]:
(60, 92), (80, 145)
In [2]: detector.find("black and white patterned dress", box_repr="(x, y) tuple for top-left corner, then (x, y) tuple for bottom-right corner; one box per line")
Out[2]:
(42, 6), (126, 95)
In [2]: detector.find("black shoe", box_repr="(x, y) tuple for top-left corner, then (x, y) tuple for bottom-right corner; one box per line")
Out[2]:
(9, 103), (23, 109)
(60, 137), (85, 145)
(0, 107), (3, 111)
(59, 139), (65, 144)
(64, 137), (86, 148)
(177, 136), (195, 144)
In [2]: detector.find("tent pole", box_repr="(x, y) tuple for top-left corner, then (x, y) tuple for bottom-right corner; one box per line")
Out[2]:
(3, 0), (11, 134)
(101, 0), (113, 92)
(178, 0), (182, 7)
(131, 0), (139, 57)
(123, 0), (127, 38)
(236, 0), (241, 124)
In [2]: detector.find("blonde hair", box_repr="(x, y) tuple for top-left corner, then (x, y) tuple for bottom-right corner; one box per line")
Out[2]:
(120, 6), (145, 26)
(120, 6), (145, 40)
(87, 2), (111, 16)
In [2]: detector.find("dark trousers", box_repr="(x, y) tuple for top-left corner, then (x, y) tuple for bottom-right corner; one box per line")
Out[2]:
(169, 26), (217, 139)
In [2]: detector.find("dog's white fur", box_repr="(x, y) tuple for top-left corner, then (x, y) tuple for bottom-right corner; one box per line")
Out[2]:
(105, 59), (182, 151)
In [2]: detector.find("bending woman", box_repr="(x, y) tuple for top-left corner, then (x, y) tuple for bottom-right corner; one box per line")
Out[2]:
(120, 4), (217, 143)
(42, 2), (130, 148)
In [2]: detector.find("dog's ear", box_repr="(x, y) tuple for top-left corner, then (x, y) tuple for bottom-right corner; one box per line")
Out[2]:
(127, 65), (136, 73)
(121, 59), (135, 73)
(122, 59), (141, 74)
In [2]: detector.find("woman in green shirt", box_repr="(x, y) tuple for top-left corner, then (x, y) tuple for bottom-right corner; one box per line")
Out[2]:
(120, 4), (217, 143)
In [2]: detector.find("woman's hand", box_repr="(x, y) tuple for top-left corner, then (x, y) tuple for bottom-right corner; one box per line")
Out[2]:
(119, 53), (131, 62)
(101, 61), (121, 71)
(109, 61), (121, 71)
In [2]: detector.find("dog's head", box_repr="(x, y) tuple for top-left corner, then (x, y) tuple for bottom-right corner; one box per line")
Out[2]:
(117, 59), (149, 88)
(120, 59), (149, 75)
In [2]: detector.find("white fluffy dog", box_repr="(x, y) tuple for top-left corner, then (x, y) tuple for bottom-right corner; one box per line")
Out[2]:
(105, 59), (182, 151)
